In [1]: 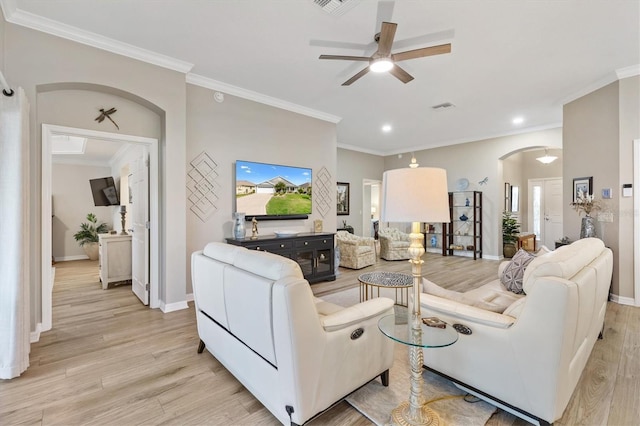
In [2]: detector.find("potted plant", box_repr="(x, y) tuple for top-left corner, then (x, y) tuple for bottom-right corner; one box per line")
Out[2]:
(502, 211), (520, 258)
(73, 213), (108, 261)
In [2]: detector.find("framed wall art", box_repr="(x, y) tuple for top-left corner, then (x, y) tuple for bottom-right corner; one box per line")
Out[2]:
(337, 182), (350, 215)
(573, 176), (593, 202)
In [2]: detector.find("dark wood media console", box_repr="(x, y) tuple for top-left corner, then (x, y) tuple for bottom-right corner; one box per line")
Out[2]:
(226, 232), (336, 283)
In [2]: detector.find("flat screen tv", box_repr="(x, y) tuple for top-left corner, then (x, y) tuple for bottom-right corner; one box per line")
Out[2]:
(89, 176), (120, 206)
(235, 160), (312, 220)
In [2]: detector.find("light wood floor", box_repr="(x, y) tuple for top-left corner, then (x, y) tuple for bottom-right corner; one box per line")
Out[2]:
(1, 254), (638, 425)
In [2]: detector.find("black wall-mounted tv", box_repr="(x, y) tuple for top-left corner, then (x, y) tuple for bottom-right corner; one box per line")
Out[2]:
(89, 176), (120, 206)
(235, 160), (312, 220)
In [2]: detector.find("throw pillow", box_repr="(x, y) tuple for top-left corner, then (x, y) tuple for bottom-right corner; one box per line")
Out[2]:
(500, 248), (535, 294)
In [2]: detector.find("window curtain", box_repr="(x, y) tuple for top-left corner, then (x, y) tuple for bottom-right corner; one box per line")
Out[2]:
(0, 87), (31, 379)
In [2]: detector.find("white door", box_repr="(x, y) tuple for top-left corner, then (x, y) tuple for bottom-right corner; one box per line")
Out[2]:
(131, 149), (150, 305)
(529, 178), (563, 248)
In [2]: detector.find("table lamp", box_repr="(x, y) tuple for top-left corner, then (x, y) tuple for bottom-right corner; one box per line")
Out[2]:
(119, 205), (128, 235)
(380, 166), (450, 425)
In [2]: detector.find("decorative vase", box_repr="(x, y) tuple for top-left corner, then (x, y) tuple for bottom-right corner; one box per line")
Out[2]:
(580, 215), (597, 238)
(431, 235), (437, 248)
(233, 212), (246, 239)
(83, 242), (99, 261)
(503, 243), (517, 258)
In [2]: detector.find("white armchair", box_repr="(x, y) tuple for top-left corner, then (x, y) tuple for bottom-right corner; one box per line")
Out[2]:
(335, 230), (376, 269)
(192, 242), (395, 425)
(378, 227), (411, 260)
(418, 238), (613, 425)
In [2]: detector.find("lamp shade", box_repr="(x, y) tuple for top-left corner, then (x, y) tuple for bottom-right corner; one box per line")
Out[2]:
(380, 167), (450, 223)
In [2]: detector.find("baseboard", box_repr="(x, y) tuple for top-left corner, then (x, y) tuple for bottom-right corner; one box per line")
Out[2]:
(609, 294), (636, 306)
(186, 292), (194, 302)
(483, 254), (501, 260)
(30, 323), (42, 343)
(55, 255), (89, 262)
(160, 300), (189, 313)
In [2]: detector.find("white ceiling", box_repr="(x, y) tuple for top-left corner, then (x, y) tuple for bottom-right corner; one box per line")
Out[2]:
(52, 138), (126, 166)
(6, 0), (640, 155)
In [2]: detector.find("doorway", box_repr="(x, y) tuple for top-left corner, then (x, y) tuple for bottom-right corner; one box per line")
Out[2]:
(528, 177), (563, 248)
(362, 179), (381, 238)
(41, 124), (159, 332)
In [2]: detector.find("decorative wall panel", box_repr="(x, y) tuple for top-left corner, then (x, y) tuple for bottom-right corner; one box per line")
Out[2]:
(315, 166), (332, 217)
(187, 151), (219, 222)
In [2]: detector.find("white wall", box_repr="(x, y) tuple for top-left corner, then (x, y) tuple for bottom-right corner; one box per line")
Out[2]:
(4, 20), (187, 329)
(52, 163), (114, 260)
(383, 128), (562, 258)
(564, 76), (639, 299)
(185, 84), (337, 293)
(336, 148), (385, 236)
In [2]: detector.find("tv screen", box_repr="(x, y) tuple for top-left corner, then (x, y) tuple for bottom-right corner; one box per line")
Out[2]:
(89, 176), (120, 206)
(235, 160), (312, 220)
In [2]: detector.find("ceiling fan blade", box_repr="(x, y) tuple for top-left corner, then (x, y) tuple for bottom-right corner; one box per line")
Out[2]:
(376, 22), (397, 56)
(319, 54), (371, 61)
(342, 67), (370, 86)
(375, 1), (395, 33)
(392, 43), (451, 62)
(388, 64), (414, 84)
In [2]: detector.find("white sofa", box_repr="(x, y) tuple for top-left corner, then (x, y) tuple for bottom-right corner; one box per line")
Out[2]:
(378, 227), (411, 260)
(191, 242), (395, 425)
(419, 238), (613, 425)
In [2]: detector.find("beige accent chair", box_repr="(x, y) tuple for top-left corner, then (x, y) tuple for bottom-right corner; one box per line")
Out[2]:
(378, 227), (411, 260)
(418, 238), (613, 426)
(335, 230), (376, 269)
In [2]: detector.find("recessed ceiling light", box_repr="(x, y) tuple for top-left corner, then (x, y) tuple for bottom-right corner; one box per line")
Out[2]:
(512, 116), (524, 125)
(382, 124), (392, 132)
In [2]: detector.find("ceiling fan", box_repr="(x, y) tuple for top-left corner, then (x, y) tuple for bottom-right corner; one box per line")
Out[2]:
(319, 21), (451, 86)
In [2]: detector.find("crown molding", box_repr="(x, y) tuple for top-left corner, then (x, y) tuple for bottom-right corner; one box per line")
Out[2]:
(0, 1), (193, 73)
(559, 64), (640, 106)
(616, 64), (640, 80)
(186, 73), (342, 124)
(341, 123), (563, 157)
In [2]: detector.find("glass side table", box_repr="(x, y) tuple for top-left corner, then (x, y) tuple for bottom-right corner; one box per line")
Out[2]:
(379, 313), (458, 426)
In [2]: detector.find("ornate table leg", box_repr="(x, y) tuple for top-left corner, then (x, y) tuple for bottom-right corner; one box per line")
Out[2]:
(390, 314), (440, 426)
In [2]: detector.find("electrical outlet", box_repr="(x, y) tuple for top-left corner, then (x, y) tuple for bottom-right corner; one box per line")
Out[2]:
(597, 212), (614, 223)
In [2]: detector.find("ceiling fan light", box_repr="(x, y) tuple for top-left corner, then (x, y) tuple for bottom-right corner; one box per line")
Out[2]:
(370, 58), (394, 73)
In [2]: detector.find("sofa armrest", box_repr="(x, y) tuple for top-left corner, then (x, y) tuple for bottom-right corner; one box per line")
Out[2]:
(419, 293), (516, 329)
(337, 239), (358, 247)
(320, 297), (394, 332)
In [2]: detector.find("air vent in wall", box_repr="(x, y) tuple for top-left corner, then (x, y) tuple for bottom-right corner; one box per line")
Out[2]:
(313, 0), (361, 16)
(432, 102), (456, 110)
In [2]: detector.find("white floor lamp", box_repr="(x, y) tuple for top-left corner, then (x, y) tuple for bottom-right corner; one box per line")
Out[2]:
(380, 166), (450, 425)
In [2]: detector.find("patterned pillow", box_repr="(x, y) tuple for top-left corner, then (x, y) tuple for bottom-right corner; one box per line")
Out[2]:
(500, 249), (536, 294)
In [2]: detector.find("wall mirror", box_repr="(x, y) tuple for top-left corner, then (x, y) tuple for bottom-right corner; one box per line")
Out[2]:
(510, 185), (519, 212)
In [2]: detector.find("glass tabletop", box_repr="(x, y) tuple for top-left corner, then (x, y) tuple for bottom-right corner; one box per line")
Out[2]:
(378, 313), (458, 348)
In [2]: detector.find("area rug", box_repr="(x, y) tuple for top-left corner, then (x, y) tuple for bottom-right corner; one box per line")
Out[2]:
(321, 288), (497, 426)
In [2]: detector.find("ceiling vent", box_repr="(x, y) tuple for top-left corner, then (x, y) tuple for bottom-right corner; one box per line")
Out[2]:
(313, 0), (361, 16)
(432, 102), (456, 110)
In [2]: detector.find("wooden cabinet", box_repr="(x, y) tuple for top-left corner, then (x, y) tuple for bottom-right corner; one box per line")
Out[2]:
(443, 191), (483, 259)
(226, 232), (336, 283)
(98, 234), (132, 289)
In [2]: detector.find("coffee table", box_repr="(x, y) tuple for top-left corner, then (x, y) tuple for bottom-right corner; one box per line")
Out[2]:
(379, 313), (458, 425)
(358, 271), (413, 306)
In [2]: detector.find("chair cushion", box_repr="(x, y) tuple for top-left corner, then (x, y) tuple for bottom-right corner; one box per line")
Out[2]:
(501, 249), (536, 294)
